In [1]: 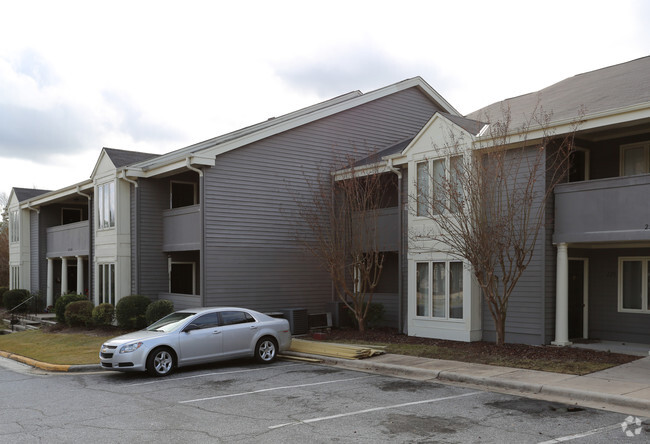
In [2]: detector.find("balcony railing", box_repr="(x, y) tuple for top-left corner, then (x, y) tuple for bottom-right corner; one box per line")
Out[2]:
(47, 220), (90, 257)
(163, 204), (201, 251)
(554, 174), (650, 243)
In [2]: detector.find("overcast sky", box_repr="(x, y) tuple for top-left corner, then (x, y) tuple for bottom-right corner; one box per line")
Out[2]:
(1, 0), (649, 200)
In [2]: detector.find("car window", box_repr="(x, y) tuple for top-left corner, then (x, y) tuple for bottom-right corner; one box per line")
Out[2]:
(146, 312), (196, 332)
(187, 312), (220, 330)
(220, 311), (255, 326)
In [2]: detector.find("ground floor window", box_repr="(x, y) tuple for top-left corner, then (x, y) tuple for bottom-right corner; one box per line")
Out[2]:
(619, 257), (650, 313)
(416, 260), (463, 319)
(10, 266), (19, 289)
(170, 262), (196, 295)
(98, 263), (115, 305)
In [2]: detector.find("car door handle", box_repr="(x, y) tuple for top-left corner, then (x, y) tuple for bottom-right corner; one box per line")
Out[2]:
(249, 325), (258, 329)
(213, 330), (221, 334)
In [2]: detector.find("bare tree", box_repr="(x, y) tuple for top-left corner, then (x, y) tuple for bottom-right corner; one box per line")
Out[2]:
(296, 157), (393, 332)
(0, 192), (8, 287)
(412, 105), (581, 345)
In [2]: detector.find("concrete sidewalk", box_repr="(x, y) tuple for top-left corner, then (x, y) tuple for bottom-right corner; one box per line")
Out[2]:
(284, 351), (650, 417)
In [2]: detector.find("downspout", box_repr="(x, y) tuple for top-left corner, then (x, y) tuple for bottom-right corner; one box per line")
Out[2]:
(120, 172), (139, 295)
(76, 186), (92, 299)
(26, 204), (39, 296)
(386, 158), (404, 333)
(186, 157), (205, 306)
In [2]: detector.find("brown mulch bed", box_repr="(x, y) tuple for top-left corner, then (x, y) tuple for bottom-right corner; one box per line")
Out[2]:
(321, 327), (640, 367)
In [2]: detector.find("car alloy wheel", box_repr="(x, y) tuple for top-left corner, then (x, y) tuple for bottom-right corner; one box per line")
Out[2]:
(255, 338), (277, 363)
(147, 347), (174, 376)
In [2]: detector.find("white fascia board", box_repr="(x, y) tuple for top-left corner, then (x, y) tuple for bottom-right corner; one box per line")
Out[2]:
(475, 102), (650, 148)
(399, 112), (477, 161)
(134, 154), (216, 178)
(20, 180), (94, 208)
(333, 162), (389, 181)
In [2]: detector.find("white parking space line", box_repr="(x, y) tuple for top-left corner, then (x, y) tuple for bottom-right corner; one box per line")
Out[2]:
(126, 363), (303, 387)
(180, 375), (379, 404)
(269, 392), (481, 429)
(537, 423), (625, 443)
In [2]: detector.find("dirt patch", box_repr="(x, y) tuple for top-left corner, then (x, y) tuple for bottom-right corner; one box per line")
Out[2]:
(319, 327), (640, 374)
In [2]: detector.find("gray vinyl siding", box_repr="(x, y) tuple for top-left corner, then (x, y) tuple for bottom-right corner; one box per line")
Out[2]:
(203, 87), (440, 314)
(572, 247), (650, 343)
(130, 185), (137, 295)
(480, 146), (547, 345)
(30, 210), (39, 293)
(137, 178), (170, 300)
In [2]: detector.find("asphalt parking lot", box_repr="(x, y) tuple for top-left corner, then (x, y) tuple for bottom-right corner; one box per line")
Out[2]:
(0, 357), (645, 443)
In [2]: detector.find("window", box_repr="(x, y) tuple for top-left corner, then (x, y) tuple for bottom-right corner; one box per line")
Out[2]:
(188, 312), (220, 329)
(415, 155), (463, 216)
(170, 181), (197, 209)
(10, 266), (19, 289)
(170, 262), (196, 295)
(568, 147), (590, 182)
(620, 142), (650, 176)
(415, 260), (463, 319)
(10, 210), (19, 243)
(62, 208), (82, 225)
(618, 258), (650, 313)
(220, 311), (255, 325)
(98, 263), (115, 305)
(97, 182), (115, 229)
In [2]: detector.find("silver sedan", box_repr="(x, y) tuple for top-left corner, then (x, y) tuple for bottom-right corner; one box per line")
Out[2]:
(99, 307), (292, 376)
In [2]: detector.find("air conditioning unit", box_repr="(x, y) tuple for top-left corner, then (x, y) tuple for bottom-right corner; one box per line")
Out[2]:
(280, 308), (309, 335)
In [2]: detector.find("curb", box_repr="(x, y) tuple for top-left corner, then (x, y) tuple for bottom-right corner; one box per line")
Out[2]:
(0, 350), (100, 372)
(283, 351), (650, 413)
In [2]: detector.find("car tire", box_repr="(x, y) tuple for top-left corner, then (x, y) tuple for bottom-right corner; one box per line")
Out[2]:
(146, 347), (175, 377)
(255, 337), (278, 363)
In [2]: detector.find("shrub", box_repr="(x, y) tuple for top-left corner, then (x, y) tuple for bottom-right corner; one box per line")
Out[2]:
(54, 293), (88, 323)
(65, 300), (94, 327)
(0, 287), (9, 307)
(92, 303), (115, 326)
(3, 289), (30, 312)
(115, 295), (151, 329)
(145, 299), (174, 325)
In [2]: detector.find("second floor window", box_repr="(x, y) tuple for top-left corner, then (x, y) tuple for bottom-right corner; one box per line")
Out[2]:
(9, 210), (19, 243)
(97, 182), (115, 229)
(416, 155), (463, 217)
(620, 142), (650, 176)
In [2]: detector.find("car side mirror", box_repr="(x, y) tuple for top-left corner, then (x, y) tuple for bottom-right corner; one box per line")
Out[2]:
(184, 324), (199, 332)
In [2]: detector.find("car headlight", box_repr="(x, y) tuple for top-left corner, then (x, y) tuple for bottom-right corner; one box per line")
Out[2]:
(119, 342), (143, 354)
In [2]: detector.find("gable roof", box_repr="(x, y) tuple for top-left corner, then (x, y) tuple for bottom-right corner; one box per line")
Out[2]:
(127, 77), (459, 174)
(103, 148), (160, 168)
(12, 187), (51, 202)
(467, 56), (650, 130)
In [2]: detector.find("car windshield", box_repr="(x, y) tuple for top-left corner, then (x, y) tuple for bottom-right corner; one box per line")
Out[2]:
(146, 312), (196, 332)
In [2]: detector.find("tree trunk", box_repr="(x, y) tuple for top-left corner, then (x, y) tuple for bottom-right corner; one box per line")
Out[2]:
(494, 312), (505, 346)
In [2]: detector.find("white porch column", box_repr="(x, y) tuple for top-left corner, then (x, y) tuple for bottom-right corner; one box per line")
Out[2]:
(61, 257), (68, 295)
(47, 258), (54, 307)
(552, 243), (572, 346)
(76, 256), (84, 296)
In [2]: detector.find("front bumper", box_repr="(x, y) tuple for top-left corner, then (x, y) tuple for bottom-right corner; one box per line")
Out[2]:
(99, 344), (148, 372)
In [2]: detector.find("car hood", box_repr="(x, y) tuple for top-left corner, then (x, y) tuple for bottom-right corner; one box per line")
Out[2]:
(103, 330), (169, 346)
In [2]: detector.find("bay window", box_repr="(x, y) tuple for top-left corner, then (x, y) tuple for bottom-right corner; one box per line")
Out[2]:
(415, 155), (464, 217)
(415, 260), (463, 319)
(97, 181), (115, 229)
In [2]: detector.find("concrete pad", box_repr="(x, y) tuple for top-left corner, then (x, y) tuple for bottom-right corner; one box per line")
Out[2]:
(489, 369), (575, 385)
(551, 375), (649, 396)
(588, 356), (650, 383)
(623, 387), (650, 401)
(444, 362), (518, 378)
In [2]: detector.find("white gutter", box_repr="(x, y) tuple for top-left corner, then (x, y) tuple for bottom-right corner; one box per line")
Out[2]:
(120, 171), (139, 187)
(76, 186), (92, 200)
(185, 157), (203, 177)
(27, 203), (39, 214)
(386, 158), (402, 179)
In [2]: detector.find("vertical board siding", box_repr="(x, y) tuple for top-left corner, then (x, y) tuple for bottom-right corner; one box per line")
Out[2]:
(481, 146), (547, 345)
(203, 87), (440, 314)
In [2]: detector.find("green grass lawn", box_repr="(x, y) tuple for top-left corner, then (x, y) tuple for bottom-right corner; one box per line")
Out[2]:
(0, 330), (113, 365)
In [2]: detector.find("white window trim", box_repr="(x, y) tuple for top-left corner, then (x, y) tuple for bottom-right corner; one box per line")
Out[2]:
(61, 207), (83, 224)
(414, 154), (464, 219)
(619, 141), (650, 177)
(9, 210), (19, 243)
(98, 263), (115, 305)
(10, 265), (20, 289)
(414, 259), (464, 322)
(617, 257), (650, 314)
(96, 181), (116, 230)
